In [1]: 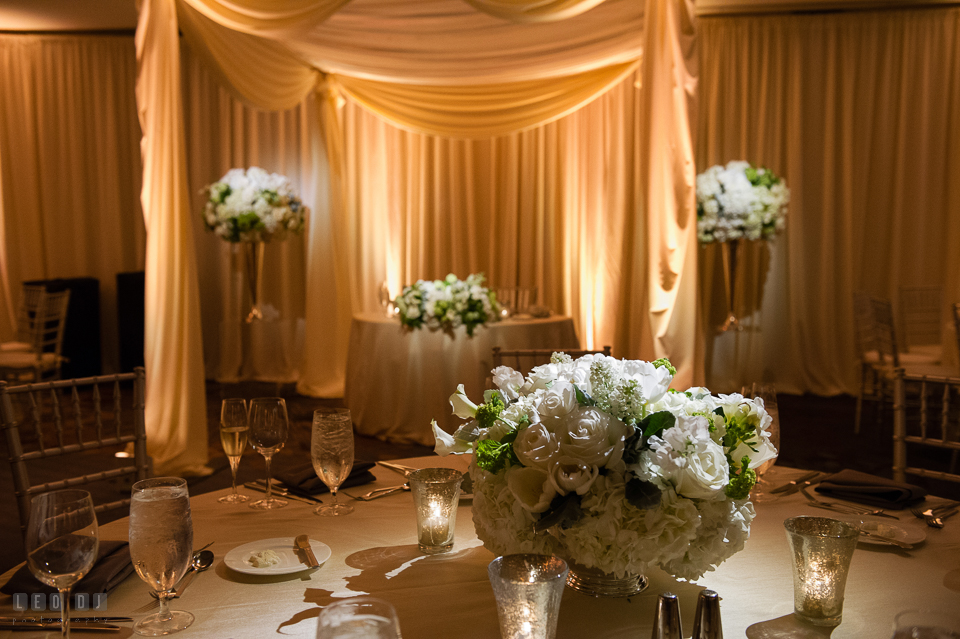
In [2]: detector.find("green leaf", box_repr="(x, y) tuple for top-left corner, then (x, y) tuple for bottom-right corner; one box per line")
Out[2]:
(639, 411), (676, 440)
(573, 384), (597, 407)
(534, 492), (584, 533)
(625, 477), (662, 510)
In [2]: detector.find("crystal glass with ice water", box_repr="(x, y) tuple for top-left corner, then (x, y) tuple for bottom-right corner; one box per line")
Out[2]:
(311, 408), (355, 516)
(130, 477), (195, 636)
(893, 610), (960, 638)
(316, 597), (401, 639)
(26, 489), (99, 638)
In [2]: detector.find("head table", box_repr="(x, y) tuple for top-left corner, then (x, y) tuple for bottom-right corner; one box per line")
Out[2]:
(1, 458), (958, 638)
(344, 313), (579, 446)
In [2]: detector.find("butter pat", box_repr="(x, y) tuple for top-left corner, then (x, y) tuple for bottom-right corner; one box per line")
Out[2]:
(247, 549), (281, 567)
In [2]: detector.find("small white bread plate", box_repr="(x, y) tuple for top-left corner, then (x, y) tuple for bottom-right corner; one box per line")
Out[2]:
(858, 521), (926, 547)
(225, 537), (332, 575)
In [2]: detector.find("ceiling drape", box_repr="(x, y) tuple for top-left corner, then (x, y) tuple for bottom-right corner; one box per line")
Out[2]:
(461, 0), (608, 23)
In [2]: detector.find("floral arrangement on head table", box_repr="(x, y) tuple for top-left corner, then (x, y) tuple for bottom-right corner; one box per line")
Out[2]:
(394, 273), (500, 337)
(201, 167), (307, 243)
(432, 352), (777, 581)
(696, 161), (789, 244)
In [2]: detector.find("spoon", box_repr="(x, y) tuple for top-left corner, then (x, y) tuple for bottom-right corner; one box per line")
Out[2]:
(174, 550), (215, 598)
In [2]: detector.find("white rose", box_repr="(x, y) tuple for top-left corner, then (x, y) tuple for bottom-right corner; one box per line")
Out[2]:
(557, 407), (630, 468)
(548, 456), (599, 496)
(491, 366), (524, 401)
(537, 381), (578, 418)
(675, 439), (729, 499)
(505, 466), (556, 513)
(523, 363), (560, 393)
(513, 422), (560, 470)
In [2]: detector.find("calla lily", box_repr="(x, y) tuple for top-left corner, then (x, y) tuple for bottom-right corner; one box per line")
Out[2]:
(449, 384), (478, 419)
(432, 420), (472, 456)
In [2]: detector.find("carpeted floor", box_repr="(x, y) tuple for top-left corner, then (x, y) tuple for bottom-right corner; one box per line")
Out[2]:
(1, 382), (957, 574)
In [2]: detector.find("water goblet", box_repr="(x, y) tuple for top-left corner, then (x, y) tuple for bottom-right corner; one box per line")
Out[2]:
(219, 398), (250, 503)
(249, 397), (289, 510)
(129, 477), (194, 636)
(316, 596), (401, 638)
(311, 408), (355, 516)
(26, 489), (99, 638)
(742, 382), (780, 502)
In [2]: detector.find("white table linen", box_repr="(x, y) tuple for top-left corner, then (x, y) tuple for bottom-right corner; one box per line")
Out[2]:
(2, 461), (959, 638)
(344, 313), (579, 445)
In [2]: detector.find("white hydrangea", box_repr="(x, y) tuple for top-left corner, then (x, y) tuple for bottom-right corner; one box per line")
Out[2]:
(201, 167), (307, 243)
(696, 161), (789, 245)
(394, 274), (500, 335)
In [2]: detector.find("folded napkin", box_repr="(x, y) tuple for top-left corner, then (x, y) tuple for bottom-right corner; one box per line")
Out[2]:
(814, 469), (927, 509)
(1, 540), (134, 596)
(277, 461), (376, 496)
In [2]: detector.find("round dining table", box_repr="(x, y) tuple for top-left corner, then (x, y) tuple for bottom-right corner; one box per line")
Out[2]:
(344, 313), (579, 446)
(1, 460), (958, 638)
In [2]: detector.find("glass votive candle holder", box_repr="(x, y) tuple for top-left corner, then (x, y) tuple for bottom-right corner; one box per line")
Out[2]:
(409, 467), (463, 554)
(783, 515), (860, 627)
(316, 596), (401, 639)
(488, 554), (569, 639)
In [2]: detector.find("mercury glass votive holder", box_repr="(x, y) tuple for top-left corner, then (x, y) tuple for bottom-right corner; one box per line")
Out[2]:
(409, 468), (463, 554)
(783, 516), (860, 627)
(488, 554), (569, 639)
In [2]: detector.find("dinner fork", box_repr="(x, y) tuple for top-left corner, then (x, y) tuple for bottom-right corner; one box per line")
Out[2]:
(354, 483), (410, 501)
(800, 486), (899, 519)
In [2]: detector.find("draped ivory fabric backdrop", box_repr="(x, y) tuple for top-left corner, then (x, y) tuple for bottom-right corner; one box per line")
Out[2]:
(3, 3), (958, 473)
(698, 7), (960, 395)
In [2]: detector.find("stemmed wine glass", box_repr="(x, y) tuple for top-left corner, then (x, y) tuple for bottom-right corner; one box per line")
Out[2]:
(26, 489), (99, 638)
(311, 408), (355, 516)
(249, 397), (289, 510)
(219, 398), (250, 503)
(742, 382), (781, 502)
(129, 477), (194, 636)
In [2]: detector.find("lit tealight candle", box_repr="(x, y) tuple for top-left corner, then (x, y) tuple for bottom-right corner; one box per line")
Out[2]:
(409, 468), (463, 554)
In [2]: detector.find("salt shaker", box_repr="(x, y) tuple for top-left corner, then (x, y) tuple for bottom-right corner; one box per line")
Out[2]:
(650, 592), (682, 639)
(691, 589), (723, 639)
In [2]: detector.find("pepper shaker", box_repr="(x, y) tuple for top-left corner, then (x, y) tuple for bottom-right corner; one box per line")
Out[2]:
(651, 591), (682, 639)
(691, 589), (723, 639)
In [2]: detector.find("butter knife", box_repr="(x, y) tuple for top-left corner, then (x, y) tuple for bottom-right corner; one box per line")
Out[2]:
(295, 534), (320, 568)
(770, 471), (821, 494)
(0, 621), (121, 631)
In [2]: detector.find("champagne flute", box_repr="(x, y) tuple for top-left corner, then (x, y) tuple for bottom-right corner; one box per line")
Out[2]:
(26, 489), (99, 638)
(129, 477), (194, 636)
(219, 398), (250, 503)
(311, 408), (355, 516)
(742, 382), (781, 502)
(249, 397), (289, 510)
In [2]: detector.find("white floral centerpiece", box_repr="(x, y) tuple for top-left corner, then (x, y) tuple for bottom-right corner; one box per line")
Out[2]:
(696, 161), (789, 244)
(433, 353), (776, 588)
(395, 273), (500, 337)
(202, 167), (307, 243)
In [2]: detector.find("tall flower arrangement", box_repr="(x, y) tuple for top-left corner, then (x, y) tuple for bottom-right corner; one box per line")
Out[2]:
(433, 353), (776, 582)
(395, 273), (500, 337)
(202, 167), (307, 243)
(696, 161), (789, 244)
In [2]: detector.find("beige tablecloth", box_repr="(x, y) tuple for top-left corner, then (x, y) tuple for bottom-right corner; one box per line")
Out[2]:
(344, 313), (579, 446)
(2, 462), (959, 638)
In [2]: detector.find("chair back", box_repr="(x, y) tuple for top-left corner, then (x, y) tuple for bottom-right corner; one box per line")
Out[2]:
(892, 368), (960, 485)
(13, 285), (47, 345)
(492, 346), (612, 378)
(870, 296), (901, 367)
(953, 303), (960, 364)
(899, 285), (943, 349)
(852, 291), (878, 358)
(0, 367), (148, 540)
(0, 288), (70, 382)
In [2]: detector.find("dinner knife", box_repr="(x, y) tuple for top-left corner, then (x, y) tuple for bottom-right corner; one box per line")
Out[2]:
(770, 471), (821, 495)
(251, 479), (324, 504)
(0, 620), (121, 631)
(377, 461), (419, 477)
(244, 482), (318, 506)
(295, 534), (320, 568)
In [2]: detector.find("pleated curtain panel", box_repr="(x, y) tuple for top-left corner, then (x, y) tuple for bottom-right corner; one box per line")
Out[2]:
(129, 0), (700, 474)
